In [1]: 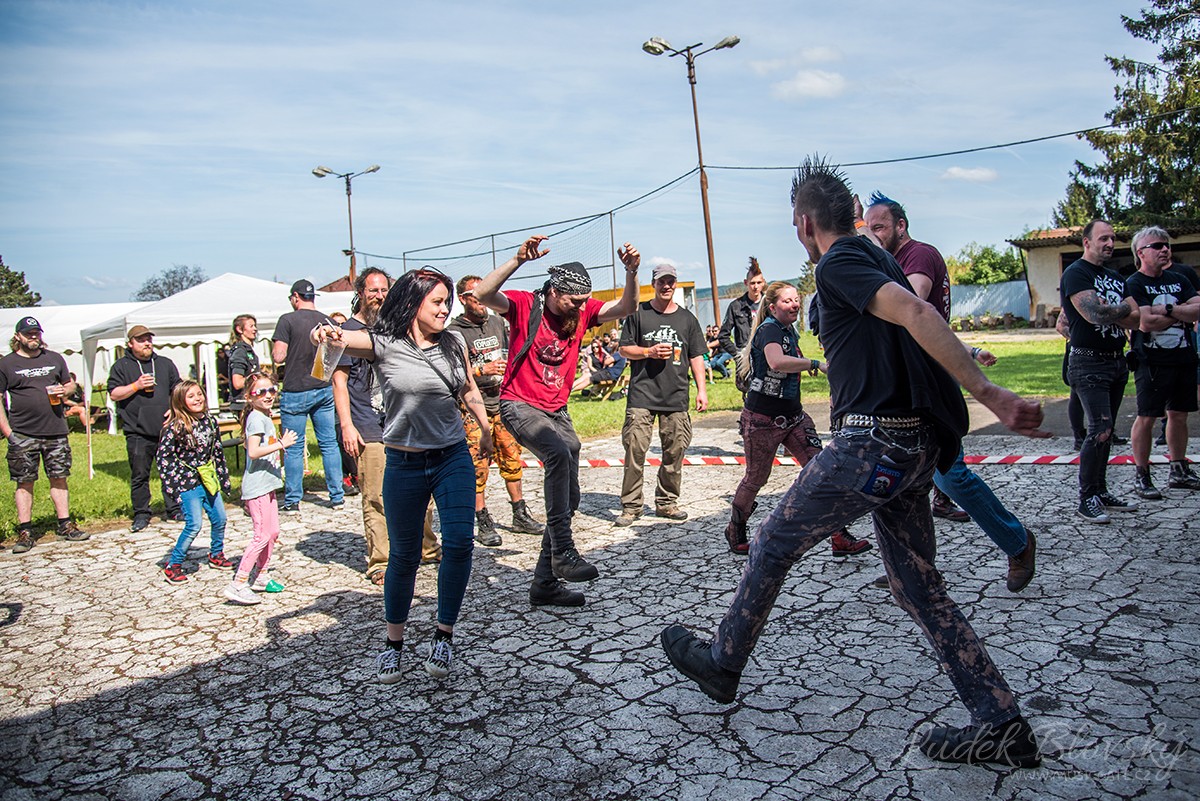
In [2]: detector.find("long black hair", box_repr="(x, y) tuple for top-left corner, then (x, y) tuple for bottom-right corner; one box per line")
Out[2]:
(374, 267), (462, 369)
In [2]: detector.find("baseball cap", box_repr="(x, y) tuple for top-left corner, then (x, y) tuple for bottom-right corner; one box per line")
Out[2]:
(15, 316), (42, 334)
(651, 263), (678, 281)
(290, 279), (318, 298)
(127, 325), (155, 340)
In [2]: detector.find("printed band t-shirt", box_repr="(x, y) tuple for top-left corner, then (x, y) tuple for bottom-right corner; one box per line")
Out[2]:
(500, 290), (603, 412)
(1060, 258), (1131, 352)
(242, 409), (284, 500)
(447, 312), (509, 416)
(0, 349), (71, 437)
(1125, 265), (1199, 365)
(619, 301), (705, 412)
(744, 318), (802, 418)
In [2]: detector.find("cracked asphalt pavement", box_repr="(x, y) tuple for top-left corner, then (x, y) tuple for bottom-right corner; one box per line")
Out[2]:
(1, 415), (1197, 800)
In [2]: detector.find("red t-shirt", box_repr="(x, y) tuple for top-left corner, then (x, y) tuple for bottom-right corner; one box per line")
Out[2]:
(500, 290), (604, 411)
(895, 238), (952, 322)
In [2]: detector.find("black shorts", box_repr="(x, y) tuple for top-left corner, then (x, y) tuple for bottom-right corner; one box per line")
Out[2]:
(1134, 361), (1199, 418)
(6, 432), (72, 482)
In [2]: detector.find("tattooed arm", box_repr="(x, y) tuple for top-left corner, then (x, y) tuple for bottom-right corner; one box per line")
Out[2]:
(459, 345), (493, 458)
(1070, 290), (1141, 330)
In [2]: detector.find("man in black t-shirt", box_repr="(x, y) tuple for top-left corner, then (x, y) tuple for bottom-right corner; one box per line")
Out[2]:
(616, 263), (708, 525)
(272, 279), (344, 513)
(0, 317), (89, 552)
(1059, 220), (1142, 522)
(108, 324), (182, 531)
(1125, 226), (1200, 496)
(661, 156), (1048, 769)
(226, 314), (260, 412)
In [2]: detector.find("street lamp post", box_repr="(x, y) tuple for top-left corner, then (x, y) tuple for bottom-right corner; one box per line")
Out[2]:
(312, 164), (381, 285)
(643, 35), (739, 326)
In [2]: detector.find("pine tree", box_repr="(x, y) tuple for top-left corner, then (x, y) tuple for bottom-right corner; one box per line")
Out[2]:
(0, 256), (41, 308)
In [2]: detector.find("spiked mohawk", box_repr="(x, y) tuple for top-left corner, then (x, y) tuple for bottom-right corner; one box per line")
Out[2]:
(790, 155), (854, 235)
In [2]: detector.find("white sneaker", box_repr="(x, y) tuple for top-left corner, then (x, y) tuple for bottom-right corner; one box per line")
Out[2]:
(425, 637), (453, 679)
(223, 582), (261, 605)
(376, 647), (403, 684)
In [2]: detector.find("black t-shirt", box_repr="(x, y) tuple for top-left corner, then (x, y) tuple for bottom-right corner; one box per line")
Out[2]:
(335, 318), (385, 443)
(1126, 266), (1199, 365)
(447, 312), (508, 416)
(816, 236), (967, 470)
(107, 353), (180, 437)
(0, 349), (71, 437)
(619, 301), (705, 412)
(1060, 258), (1130, 352)
(226, 341), (260, 406)
(745, 318), (802, 418)
(273, 309), (328, 393)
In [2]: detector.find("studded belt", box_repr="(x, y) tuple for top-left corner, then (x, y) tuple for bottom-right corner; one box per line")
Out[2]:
(835, 413), (923, 431)
(1070, 347), (1123, 359)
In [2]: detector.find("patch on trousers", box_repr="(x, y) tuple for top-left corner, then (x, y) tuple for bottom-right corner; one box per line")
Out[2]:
(862, 462), (904, 498)
(805, 431), (823, 450)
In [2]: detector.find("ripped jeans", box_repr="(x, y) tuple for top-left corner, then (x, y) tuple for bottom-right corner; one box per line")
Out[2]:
(712, 423), (1021, 727)
(1067, 353), (1128, 499)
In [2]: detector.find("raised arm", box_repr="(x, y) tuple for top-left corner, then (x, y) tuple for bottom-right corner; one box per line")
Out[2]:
(597, 243), (642, 324)
(474, 235), (551, 316)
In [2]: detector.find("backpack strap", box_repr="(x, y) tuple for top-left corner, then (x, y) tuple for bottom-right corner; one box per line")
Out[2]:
(507, 288), (545, 376)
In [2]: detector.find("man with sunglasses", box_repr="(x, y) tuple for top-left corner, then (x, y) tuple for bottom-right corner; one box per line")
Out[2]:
(1125, 227), (1200, 496)
(108, 325), (182, 531)
(473, 236), (641, 607)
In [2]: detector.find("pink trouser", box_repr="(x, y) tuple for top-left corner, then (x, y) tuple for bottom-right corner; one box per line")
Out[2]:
(236, 491), (280, 581)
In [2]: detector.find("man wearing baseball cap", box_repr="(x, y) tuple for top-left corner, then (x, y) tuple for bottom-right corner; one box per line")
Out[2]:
(0, 317), (89, 552)
(271, 279), (344, 512)
(108, 324), (182, 531)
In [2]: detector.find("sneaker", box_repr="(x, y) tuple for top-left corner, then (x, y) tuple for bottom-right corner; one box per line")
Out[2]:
(917, 715), (1041, 768)
(130, 514), (151, 533)
(614, 510), (642, 527)
(206, 552), (234, 569)
(1076, 495), (1110, 524)
(530, 579), (586, 607)
(425, 637), (453, 679)
(167, 510), (185, 522)
(57, 521), (90, 542)
(223, 582), (261, 605)
(327, 500), (345, 511)
(551, 547), (600, 582)
(474, 508), (502, 547)
(660, 624), (741, 704)
(1168, 462), (1200, 490)
(830, 528), (872, 557)
(510, 500), (545, 534)
(655, 505), (688, 521)
(163, 563), (188, 582)
(279, 503), (300, 515)
(1097, 492), (1137, 512)
(1006, 530), (1037, 593)
(376, 646), (403, 684)
(251, 577), (285, 593)
(343, 478), (361, 497)
(1134, 468), (1163, 500)
(12, 531), (34, 554)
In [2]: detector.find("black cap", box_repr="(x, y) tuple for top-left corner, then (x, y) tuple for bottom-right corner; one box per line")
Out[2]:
(15, 316), (42, 334)
(290, 279), (317, 298)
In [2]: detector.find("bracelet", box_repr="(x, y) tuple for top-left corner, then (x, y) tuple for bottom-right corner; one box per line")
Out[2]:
(971, 347), (981, 359)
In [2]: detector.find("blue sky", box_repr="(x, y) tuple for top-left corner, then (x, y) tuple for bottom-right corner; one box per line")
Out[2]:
(0, 1), (1157, 307)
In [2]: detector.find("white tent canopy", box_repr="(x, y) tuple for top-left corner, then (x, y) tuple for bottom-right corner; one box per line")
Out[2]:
(80, 273), (356, 416)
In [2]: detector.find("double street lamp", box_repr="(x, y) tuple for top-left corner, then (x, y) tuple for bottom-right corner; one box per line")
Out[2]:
(312, 164), (381, 284)
(643, 34), (739, 325)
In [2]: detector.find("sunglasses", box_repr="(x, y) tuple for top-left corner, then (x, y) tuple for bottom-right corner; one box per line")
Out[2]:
(1137, 242), (1171, 252)
(249, 386), (278, 398)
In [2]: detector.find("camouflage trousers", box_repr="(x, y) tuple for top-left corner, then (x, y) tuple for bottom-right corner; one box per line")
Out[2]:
(712, 423), (1020, 727)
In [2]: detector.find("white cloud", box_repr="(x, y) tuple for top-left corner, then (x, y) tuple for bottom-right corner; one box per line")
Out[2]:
(80, 275), (129, 289)
(750, 48), (841, 76)
(941, 167), (1000, 182)
(771, 70), (848, 100)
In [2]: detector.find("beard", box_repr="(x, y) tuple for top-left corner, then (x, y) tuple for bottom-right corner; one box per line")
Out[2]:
(553, 307), (580, 340)
(361, 303), (382, 327)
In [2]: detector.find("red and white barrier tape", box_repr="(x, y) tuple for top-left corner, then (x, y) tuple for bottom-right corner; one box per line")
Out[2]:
(512, 454), (1199, 468)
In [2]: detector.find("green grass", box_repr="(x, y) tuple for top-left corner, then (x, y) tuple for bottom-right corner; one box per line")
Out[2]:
(1, 333), (1125, 536)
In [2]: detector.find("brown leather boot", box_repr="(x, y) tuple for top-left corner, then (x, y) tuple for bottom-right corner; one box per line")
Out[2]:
(830, 528), (872, 557)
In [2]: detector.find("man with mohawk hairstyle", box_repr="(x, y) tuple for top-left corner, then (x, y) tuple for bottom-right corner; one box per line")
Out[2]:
(716, 257), (767, 382)
(661, 155), (1049, 769)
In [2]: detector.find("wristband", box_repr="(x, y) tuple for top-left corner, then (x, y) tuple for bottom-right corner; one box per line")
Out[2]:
(971, 347), (981, 360)
(1165, 303), (1174, 318)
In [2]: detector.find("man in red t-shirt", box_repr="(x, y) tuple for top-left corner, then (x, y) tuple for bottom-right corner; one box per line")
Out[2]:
(475, 235), (642, 607)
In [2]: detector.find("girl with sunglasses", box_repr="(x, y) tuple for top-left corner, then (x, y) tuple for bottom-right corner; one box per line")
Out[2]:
(223, 372), (297, 604)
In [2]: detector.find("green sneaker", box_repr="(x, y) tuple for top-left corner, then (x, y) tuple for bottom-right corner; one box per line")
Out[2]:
(251, 578), (285, 593)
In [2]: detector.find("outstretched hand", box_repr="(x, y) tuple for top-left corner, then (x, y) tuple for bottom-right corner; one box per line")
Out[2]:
(516, 235), (550, 264)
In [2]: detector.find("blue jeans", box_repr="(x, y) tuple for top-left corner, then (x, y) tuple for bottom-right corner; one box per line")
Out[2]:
(710, 351), (733, 378)
(713, 425), (1020, 728)
(279, 387), (344, 506)
(499, 400), (581, 583)
(933, 448), (1028, 557)
(382, 441), (475, 627)
(168, 485), (227, 565)
(1067, 353), (1128, 498)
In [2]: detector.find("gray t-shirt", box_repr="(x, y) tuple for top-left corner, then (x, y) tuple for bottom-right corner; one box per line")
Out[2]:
(373, 331), (467, 450)
(241, 409), (284, 500)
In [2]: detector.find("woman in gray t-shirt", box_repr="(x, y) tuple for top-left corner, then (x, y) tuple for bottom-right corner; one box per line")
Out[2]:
(313, 268), (492, 683)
